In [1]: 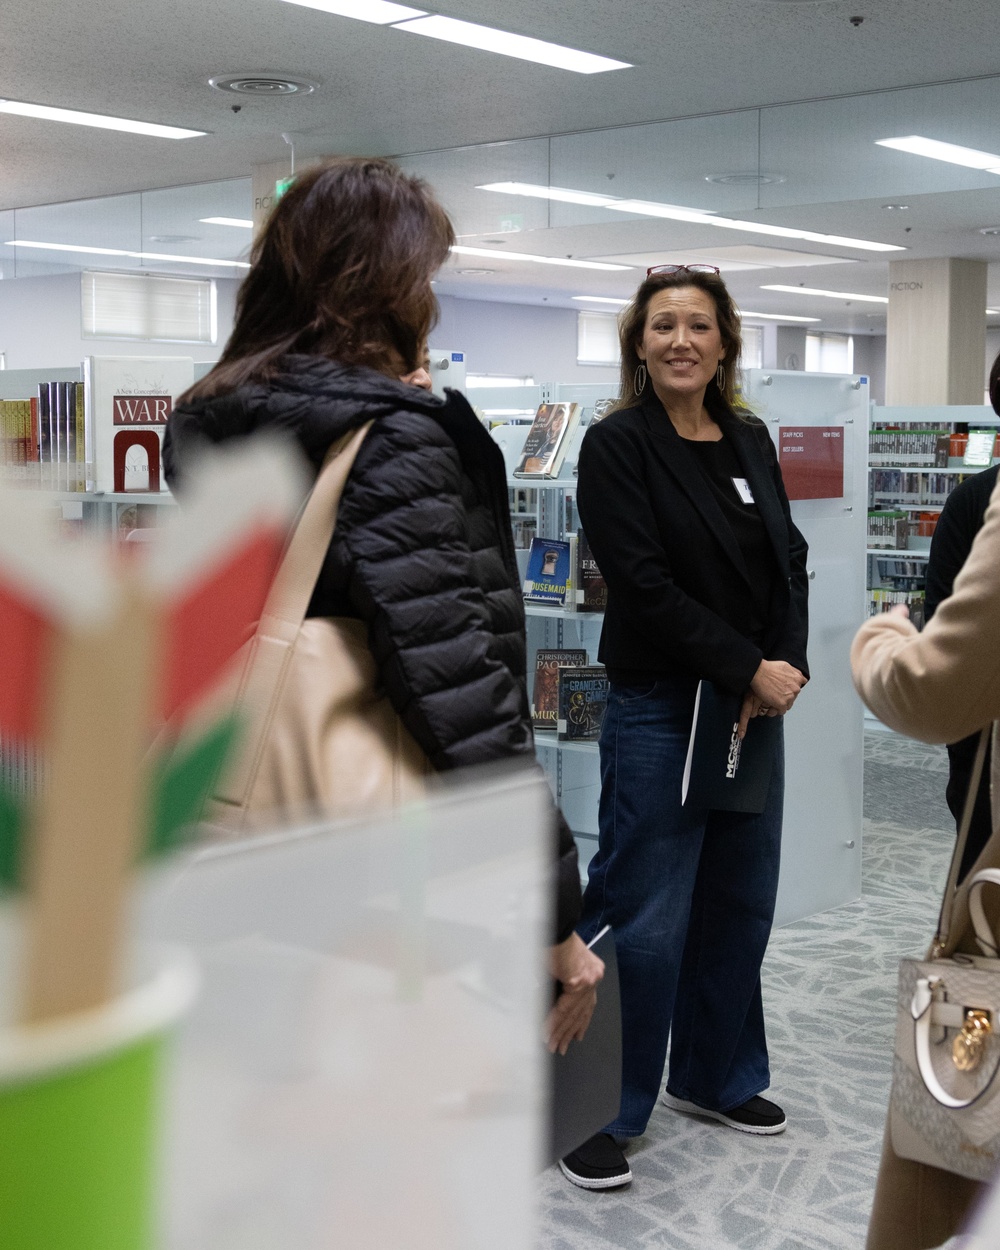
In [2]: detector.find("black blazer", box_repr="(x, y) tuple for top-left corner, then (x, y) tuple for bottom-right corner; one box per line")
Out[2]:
(576, 395), (809, 695)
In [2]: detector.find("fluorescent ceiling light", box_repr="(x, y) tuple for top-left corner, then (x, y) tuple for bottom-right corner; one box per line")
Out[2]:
(392, 15), (630, 72)
(278, 0), (426, 22)
(200, 217), (254, 229)
(451, 245), (631, 272)
(738, 311), (821, 322)
(987, 308), (1000, 315)
(6, 240), (249, 269)
(876, 135), (1000, 174)
(761, 283), (888, 304)
(0, 99), (205, 139)
(478, 182), (619, 207)
(478, 182), (903, 252)
(573, 295), (629, 306)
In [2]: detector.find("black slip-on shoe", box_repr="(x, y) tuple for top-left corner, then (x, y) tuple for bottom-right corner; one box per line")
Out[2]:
(661, 1091), (787, 1135)
(559, 1132), (633, 1189)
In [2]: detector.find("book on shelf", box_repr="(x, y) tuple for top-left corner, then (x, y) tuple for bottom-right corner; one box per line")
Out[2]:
(86, 355), (193, 495)
(557, 665), (610, 742)
(681, 680), (780, 815)
(532, 649), (588, 730)
(513, 402), (581, 479)
(523, 537), (572, 606)
(964, 430), (996, 468)
(576, 529), (607, 612)
(0, 385), (86, 491)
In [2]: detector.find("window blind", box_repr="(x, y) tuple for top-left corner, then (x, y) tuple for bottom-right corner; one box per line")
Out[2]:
(82, 270), (217, 343)
(577, 311), (620, 366)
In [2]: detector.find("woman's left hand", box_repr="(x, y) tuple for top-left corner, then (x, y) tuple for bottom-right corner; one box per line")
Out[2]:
(737, 691), (783, 738)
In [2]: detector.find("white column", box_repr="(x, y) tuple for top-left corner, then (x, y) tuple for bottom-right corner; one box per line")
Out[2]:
(886, 258), (987, 405)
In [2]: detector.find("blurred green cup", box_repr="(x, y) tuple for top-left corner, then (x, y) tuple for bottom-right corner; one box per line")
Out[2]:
(0, 949), (198, 1250)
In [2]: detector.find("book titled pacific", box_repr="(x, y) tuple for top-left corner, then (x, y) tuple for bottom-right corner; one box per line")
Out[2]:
(513, 402), (581, 479)
(557, 665), (610, 742)
(681, 680), (780, 814)
(523, 537), (572, 606)
(532, 649), (588, 730)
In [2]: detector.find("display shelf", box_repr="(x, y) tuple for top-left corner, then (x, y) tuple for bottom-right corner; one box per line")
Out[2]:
(868, 465), (997, 474)
(532, 733), (599, 756)
(523, 604), (603, 621)
(866, 548), (929, 558)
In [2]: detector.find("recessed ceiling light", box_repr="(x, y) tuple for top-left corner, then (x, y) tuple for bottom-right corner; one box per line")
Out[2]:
(450, 245), (631, 272)
(477, 182), (904, 252)
(980, 227), (1000, 236)
(391, 15), (631, 72)
(0, 98), (204, 139)
(761, 283), (888, 303)
(276, 2), (630, 71)
(208, 74), (317, 95)
(876, 135), (1000, 175)
(455, 267), (495, 275)
(147, 234), (200, 243)
(704, 173), (787, 186)
(738, 311), (821, 322)
(882, 204), (910, 210)
(200, 217), (254, 228)
(573, 295), (629, 306)
(276, 0), (425, 21)
(478, 181), (619, 207)
(5, 240), (249, 269)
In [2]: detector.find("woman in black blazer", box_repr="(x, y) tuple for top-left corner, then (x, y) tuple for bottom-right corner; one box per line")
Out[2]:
(559, 265), (809, 1190)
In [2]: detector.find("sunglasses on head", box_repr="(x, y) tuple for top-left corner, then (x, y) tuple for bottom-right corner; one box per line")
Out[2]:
(645, 263), (721, 278)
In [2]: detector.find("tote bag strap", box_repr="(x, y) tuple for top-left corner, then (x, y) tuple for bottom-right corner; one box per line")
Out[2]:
(931, 724), (991, 957)
(259, 420), (373, 635)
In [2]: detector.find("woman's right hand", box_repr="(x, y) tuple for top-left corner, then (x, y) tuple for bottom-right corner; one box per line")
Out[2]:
(749, 659), (807, 716)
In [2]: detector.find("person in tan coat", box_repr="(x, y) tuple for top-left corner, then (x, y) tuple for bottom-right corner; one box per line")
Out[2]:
(851, 472), (1000, 1249)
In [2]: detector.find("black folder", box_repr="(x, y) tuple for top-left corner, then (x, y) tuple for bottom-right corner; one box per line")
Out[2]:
(548, 925), (622, 1164)
(681, 679), (780, 815)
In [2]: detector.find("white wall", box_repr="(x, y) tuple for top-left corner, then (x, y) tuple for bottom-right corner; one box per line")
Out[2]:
(432, 294), (619, 386)
(0, 273), (240, 370)
(852, 334), (886, 406)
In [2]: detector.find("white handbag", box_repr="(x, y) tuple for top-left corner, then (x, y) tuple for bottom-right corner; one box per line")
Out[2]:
(890, 727), (1000, 1181)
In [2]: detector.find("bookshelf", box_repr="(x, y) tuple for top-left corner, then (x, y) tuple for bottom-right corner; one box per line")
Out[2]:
(866, 405), (1000, 625)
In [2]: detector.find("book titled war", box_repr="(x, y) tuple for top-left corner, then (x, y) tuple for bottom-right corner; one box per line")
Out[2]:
(681, 680), (780, 814)
(532, 649), (588, 730)
(86, 356), (193, 494)
(523, 537), (572, 606)
(557, 666), (610, 742)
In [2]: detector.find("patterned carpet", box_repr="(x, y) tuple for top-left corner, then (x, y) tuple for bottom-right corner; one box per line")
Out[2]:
(538, 732), (958, 1250)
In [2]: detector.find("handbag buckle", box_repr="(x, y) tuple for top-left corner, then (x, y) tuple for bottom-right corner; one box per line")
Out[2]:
(952, 1009), (993, 1072)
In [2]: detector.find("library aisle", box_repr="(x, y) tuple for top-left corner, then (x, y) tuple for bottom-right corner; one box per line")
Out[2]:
(538, 733), (956, 1250)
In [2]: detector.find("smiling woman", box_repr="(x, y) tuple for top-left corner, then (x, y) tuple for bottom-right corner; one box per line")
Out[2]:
(560, 263), (811, 1190)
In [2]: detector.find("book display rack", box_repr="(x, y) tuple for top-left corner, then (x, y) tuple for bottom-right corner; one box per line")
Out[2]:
(865, 405), (1000, 628)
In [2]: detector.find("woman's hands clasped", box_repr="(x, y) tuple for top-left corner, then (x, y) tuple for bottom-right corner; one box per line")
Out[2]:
(737, 659), (808, 739)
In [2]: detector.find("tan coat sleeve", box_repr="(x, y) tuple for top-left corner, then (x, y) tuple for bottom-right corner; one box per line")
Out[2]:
(851, 474), (1000, 744)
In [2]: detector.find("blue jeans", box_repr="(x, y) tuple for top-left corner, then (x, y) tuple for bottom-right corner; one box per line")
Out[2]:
(578, 676), (784, 1138)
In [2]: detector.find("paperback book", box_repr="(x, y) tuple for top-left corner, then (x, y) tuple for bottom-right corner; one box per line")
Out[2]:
(576, 530), (607, 612)
(681, 680), (780, 814)
(557, 665), (610, 742)
(523, 537), (572, 606)
(532, 649), (588, 730)
(513, 402), (581, 479)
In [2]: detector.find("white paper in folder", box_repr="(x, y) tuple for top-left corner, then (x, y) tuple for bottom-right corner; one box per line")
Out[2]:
(138, 770), (548, 1250)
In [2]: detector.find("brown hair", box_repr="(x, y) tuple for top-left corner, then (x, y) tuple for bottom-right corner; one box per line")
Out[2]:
(990, 347), (1000, 417)
(610, 268), (748, 416)
(185, 157), (455, 400)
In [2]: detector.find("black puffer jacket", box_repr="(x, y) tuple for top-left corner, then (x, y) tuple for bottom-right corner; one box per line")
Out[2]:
(163, 355), (581, 938)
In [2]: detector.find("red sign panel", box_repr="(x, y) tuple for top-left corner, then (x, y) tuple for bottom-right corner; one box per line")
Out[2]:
(779, 425), (844, 500)
(112, 395), (172, 426)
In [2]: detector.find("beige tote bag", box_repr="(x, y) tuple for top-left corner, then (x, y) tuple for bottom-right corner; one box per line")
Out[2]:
(210, 421), (430, 832)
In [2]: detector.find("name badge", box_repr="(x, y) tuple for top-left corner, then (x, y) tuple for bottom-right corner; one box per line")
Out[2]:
(732, 477), (755, 505)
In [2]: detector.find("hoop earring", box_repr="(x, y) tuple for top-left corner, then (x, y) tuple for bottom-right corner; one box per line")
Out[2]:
(633, 363), (648, 396)
(716, 363), (726, 391)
